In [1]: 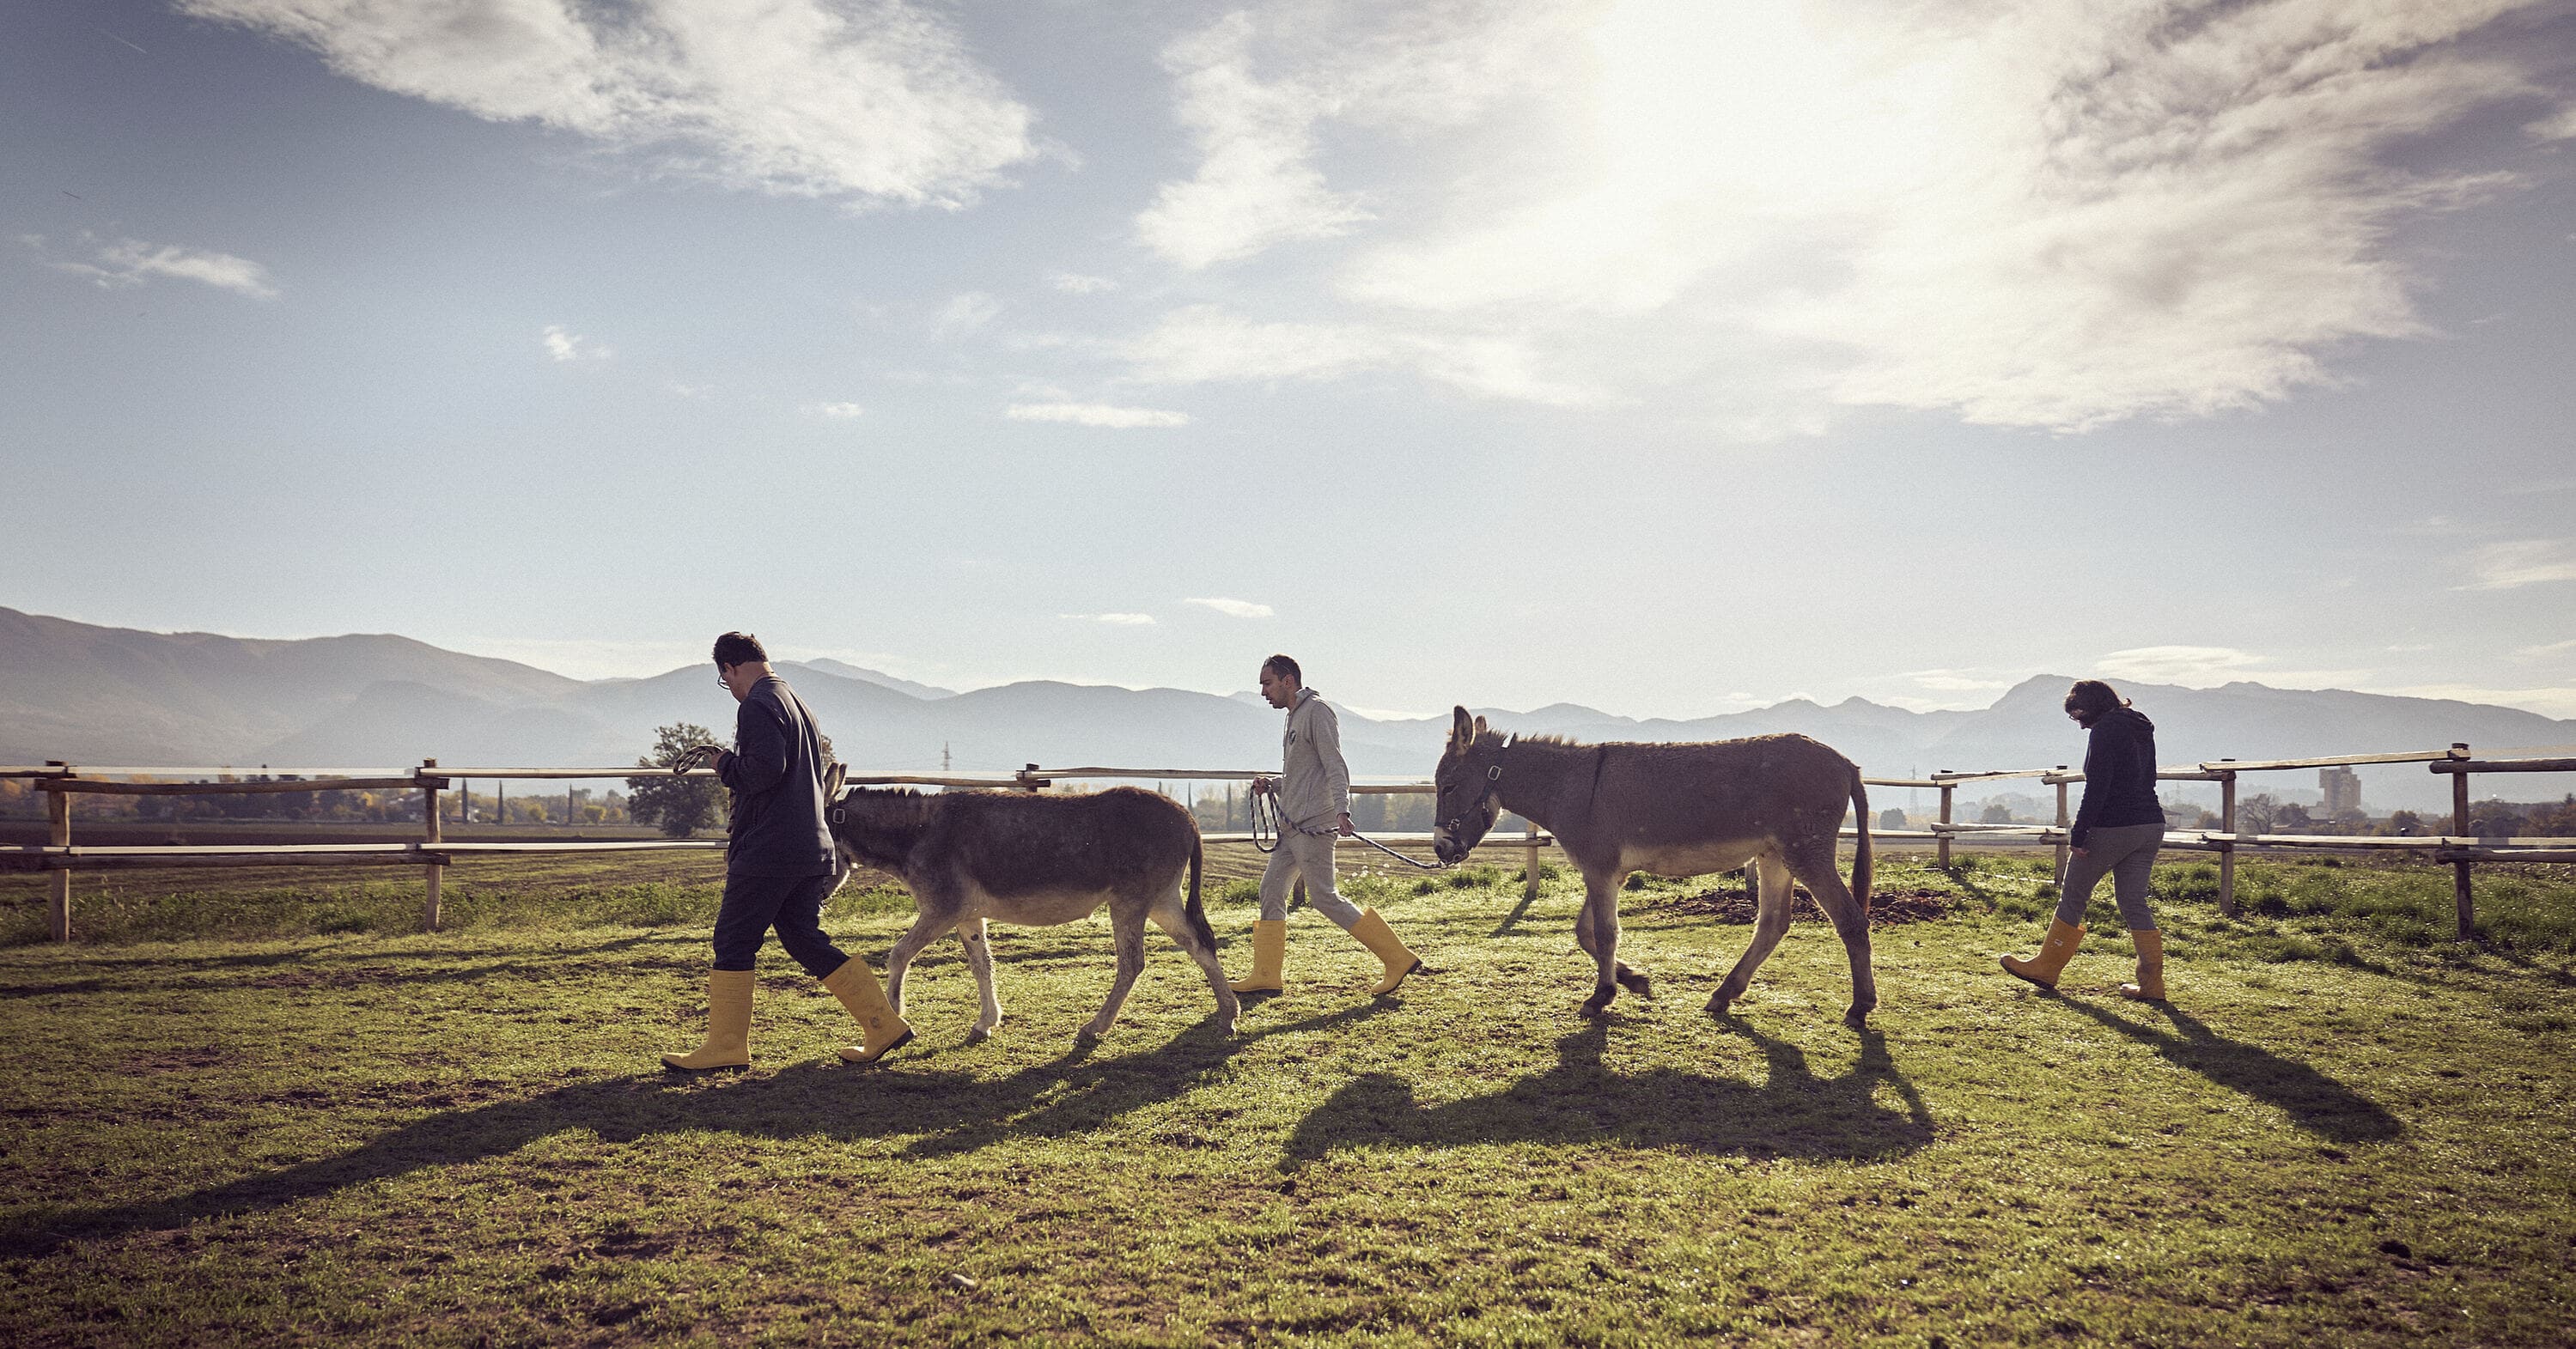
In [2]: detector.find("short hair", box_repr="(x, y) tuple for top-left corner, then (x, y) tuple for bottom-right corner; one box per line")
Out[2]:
(1261, 653), (1301, 686)
(2064, 679), (2128, 726)
(712, 631), (767, 667)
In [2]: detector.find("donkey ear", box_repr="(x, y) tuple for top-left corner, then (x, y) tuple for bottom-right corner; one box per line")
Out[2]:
(1472, 715), (1489, 738)
(1451, 705), (1474, 743)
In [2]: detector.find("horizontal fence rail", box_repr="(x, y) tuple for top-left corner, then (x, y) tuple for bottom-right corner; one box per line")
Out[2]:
(8, 742), (2573, 941)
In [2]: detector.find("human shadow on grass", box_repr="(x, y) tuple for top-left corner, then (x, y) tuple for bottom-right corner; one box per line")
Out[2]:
(2045, 996), (2402, 1143)
(0, 1001), (1377, 1258)
(1279, 1019), (1933, 1170)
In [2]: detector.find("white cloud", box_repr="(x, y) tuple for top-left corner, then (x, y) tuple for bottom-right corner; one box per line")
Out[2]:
(2514, 638), (2576, 658)
(1184, 597), (1274, 618)
(1134, 13), (1372, 269)
(1154, 0), (2556, 432)
(806, 401), (865, 418)
(50, 235), (277, 298)
(1061, 612), (1157, 625)
(180, 0), (1034, 210)
(1049, 272), (1117, 294)
(541, 324), (607, 362)
(1136, 3), (1582, 270)
(668, 382), (712, 398)
(1120, 304), (1597, 405)
(2460, 540), (2576, 590)
(1006, 402), (1191, 428)
(934, 291), (1001, 340)
(2363, 683), (2576, 720)
(1906, 669), (2012, 691)
(2528, 104), (2576, 140)
(2095, 646), (2269, 684)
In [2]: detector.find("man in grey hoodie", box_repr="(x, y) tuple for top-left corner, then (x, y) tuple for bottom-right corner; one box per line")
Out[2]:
(1228, 653), (1423, 998)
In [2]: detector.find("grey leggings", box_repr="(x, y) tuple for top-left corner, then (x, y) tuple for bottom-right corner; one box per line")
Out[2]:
(1258, 829), (1363, 927)
(2056, 823), (2164, 929)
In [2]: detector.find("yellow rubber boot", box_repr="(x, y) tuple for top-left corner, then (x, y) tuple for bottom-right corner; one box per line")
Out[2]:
(1228, 920), (1286, 994)
(662, 969), (754, 1071)
(823, 957), (915, 1065)
(2119, 929), (2167, 1002)
(2000, 919), (2085, 988)
(1349, 908), (1422, 996)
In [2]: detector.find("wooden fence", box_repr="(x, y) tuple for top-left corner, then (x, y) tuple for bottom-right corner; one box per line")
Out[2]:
(7, 745), (2572, 943)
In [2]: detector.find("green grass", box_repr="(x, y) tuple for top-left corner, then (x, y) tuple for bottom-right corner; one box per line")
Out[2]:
(3, 854), (2573, 1344)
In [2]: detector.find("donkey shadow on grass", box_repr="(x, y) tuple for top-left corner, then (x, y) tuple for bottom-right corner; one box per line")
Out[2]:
(1282, 1019), (1934, 1170)
(0, 1000), (1382, 1259)
(2045, 995), (2402, 1144)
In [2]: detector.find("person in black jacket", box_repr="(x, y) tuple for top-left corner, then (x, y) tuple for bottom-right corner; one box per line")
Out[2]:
(663, 631), (913, 1071)
(2001, 679), (2171, 1000)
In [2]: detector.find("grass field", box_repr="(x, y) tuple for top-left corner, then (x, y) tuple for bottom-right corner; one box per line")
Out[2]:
(3, 850), (2572, 1345)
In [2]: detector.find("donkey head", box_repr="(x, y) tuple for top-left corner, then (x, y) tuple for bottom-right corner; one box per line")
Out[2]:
(1431, 705), (1506, 864)
(822, 787), (933, 871)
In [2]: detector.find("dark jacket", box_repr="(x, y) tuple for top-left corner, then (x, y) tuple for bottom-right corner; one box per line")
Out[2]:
(2071, 705), (2167, 848)
(717, 675), (837, 877)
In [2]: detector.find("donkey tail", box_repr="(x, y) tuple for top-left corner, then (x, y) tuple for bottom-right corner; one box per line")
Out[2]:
(1182, 829), (1217, 951)
(1849, 768), (1873, 909)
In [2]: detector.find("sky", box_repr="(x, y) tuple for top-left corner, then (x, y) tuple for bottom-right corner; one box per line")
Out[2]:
(4, 0), (2574, 722)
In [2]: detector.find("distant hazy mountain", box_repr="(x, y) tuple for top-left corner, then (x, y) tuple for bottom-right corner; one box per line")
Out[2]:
(793, 659), (956, 701)
(4, 606), (2568, 809)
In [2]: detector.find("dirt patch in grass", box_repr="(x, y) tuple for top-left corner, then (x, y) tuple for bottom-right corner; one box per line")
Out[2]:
(1640, 884), (1952, 926)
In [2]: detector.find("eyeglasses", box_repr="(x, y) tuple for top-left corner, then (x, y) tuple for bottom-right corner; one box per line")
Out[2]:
(716, 669), (731, 690)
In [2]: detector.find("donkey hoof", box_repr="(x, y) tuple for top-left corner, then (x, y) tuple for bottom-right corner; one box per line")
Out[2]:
(1579, 993), (1614, 1018)
(1075, 1024), (1108, 1043)
(1843, 1005), (1873, 1029)
(1617, 969), (1653, 1000)
(1705, 994), (1734, 1017)
(965, 1024), (995, 1045)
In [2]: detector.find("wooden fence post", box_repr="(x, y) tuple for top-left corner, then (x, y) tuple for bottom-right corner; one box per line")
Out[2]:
(46, 762), (70, 943)
(1935, 778), (1953, 869)
(2217, 765), (2237, 918)
(2053, 767), (2070, 884)
(1524, 819), (1543, 901)
(421, 759), (443, 933)
(2451, 742), (2474, 941)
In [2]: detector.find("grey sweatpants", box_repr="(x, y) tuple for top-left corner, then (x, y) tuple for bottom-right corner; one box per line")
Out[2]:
(1258, 829), (1363, 927)
(2056, 822), (2165, 930)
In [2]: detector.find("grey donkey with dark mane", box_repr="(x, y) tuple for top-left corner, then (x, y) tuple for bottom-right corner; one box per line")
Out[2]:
(1430, 708), (1878, 1026)
(824, 785), (1239, 1042)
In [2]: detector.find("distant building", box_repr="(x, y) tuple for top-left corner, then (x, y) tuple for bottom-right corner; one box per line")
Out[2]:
(2320, 766), (2362, 817)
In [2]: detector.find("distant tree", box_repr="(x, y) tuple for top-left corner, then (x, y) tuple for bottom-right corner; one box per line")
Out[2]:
(2330, 807), (2371, 835)
(1980, 801), (2014, 824)
(2469, 802), (2524, 837)
(2275, 803), (2315, 833)
(2386, 810), (2424, 836)
(2531, 795), (2576, 838)
(626, 723), (725, 838)
(1878, 806), (1907, 831)
(2237, 793), (2281, 835)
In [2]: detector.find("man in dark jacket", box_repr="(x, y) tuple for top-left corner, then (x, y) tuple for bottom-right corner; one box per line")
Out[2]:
(664, 631), (913, 1070)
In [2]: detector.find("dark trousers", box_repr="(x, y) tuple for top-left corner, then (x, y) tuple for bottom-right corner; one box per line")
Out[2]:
(712, 872), (848, 976)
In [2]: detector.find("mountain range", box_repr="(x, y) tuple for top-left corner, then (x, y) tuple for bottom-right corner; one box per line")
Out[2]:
(4, 606), (2570, 811)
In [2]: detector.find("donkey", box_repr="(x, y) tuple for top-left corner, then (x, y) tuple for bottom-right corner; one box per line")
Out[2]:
(824, 785), (1238, 1042)
(1430, 708), (1877, 1026)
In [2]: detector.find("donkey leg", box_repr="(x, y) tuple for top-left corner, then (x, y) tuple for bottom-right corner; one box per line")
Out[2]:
(1574, 872), (1626, 1016)
(885, 903), (959, 1021)
(1572, 872), (1653, 1000)
(1794, 847), (1878, 1027)
(1150, 899), (1240, 1036)
(1081, 899), (1150, 1042)
(1710, 853), (1796, 1014)
(960, 918), (1002, 1042)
